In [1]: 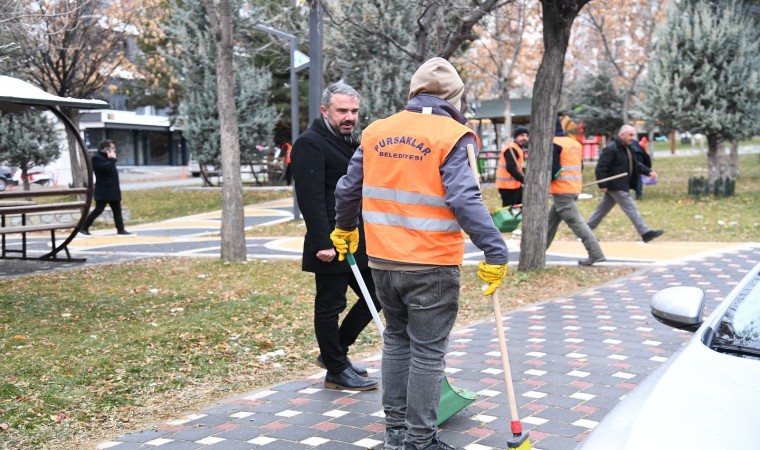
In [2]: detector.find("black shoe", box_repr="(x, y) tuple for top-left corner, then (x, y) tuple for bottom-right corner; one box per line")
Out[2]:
(117, 230), (132, 235)
(642, 229), (664, 243)
(324, 367), (378, 391)
(384, 427), (406, 450)
(404, 437), (460, 450)
(78, 229), (90, 236)
(316, 354), (368, 377)
(578, 256), (606, 266)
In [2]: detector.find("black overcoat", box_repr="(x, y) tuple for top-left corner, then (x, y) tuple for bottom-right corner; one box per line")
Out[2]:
(91, 151), (122, 201)
(291, 118), (370, 274)
(595, 138), (652, 192)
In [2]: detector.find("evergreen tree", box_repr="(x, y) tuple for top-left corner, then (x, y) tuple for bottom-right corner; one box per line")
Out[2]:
(0, 110), (61, 191)
(567, 70), (624, 140)
(168, 0), (279, 167)
(324, 0), (416, 123)
(646, 0), (760, 184)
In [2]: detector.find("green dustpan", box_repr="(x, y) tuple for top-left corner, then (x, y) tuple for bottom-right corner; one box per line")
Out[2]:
(346, 251), (479, 425)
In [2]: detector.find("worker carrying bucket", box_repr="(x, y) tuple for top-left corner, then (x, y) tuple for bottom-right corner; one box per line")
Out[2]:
(331, 57), (508, 450)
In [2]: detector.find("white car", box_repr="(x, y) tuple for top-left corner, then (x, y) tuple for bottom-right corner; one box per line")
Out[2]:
(578, 262), (760, 449)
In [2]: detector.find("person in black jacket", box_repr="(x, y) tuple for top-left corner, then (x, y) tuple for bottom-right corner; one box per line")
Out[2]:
(587, 125), (663, 243)
(79, 139), (131, 236)
(290, 83), (380, 391)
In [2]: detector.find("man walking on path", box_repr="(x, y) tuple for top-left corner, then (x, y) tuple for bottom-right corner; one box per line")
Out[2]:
(291, 82), (380, 392)
(330, 57), (508, 450)
(547, 120), (606, 266)
(587, 124), (664, 243)
(495, 126), (528, 207)
(80, 139), (131, 236)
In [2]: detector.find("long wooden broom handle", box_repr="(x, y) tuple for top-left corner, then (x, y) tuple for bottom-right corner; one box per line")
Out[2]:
(467, 144), (522, 423)
(466, 144), (481, 190)
(492, 291), (521, 423)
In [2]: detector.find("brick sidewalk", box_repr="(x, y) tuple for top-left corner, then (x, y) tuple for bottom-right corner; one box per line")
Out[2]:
(98, 244), (760, 450)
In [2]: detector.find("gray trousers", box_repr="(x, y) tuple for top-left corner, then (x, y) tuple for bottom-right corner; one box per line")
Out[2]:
(547, 194), (605, 259)
(372, 266), (460, 448)
(587, 189), (651, 236)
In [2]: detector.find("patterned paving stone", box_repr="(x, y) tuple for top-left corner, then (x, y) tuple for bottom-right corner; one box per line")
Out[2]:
(88, 244), (760, 449)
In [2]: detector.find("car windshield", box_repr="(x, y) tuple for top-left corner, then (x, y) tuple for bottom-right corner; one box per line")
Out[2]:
(712, 271), (760, 357)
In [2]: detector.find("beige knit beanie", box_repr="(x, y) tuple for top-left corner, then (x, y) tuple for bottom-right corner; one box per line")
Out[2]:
(408, 57), (465, 111)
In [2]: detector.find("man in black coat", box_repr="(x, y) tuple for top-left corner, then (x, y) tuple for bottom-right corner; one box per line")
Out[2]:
(290, 83), (380, 391)
(79, 139), (131, 235)
(587, 125), (663, 243)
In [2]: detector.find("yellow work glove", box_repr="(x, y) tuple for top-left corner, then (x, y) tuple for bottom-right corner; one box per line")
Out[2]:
(477, 262), (507, 296)
(329, 227), (360, 261)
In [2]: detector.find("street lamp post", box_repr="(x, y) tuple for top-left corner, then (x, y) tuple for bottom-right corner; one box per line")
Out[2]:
(254, 24), (301, 220)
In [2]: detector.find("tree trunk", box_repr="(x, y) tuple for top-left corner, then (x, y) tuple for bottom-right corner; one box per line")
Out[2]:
(519, 0), (588, 271)
(706, 133), (729, 186)
(212, 0), (246, 262)
(21, 166), (31, 192)
(60, 107), (86, 189)
(728, 139), (739, 179)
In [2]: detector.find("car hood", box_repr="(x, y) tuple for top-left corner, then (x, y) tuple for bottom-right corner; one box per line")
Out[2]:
(578, 337), (760, 449)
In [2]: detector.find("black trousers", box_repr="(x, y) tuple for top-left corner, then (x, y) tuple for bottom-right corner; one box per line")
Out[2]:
(499, 188), (522, 207)
(82, 200), (125, 232)
(314, 268), (381, 374)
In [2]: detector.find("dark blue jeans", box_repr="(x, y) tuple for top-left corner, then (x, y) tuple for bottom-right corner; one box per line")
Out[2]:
(372, 266), (460, 448)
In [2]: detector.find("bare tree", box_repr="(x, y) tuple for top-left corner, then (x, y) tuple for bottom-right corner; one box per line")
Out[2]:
(6, 0), (143, 188)
(203, 0), (246, 262)
(519, 0), (590, 271)
(323, 0), (514, 65)
(579, 0), (664, 123)
(458, 0), (539, 147)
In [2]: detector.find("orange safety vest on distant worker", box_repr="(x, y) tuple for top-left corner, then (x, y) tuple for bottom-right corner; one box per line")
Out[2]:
(495, 141), (524, 190)
(282, 142), (292, 164)
(550, 136), (583, 195)
(361, 110), (479, 266)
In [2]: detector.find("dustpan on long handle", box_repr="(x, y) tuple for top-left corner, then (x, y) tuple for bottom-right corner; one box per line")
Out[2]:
(345, 250), (479, 425)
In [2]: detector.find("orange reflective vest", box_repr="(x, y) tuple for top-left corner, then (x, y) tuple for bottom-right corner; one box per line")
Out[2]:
(361, 111), (478, 265)
(550, 136), (583, 194)
(495, 141), (524, 189)
(282, 142), (292, 164)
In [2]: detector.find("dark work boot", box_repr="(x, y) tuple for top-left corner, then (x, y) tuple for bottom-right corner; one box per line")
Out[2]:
(642, 229), (664, 243)
(324, 367), (378, 391)
(316, 354), (368, 377)
(578, 255), (606, 266)
(384, 427), (406, 450)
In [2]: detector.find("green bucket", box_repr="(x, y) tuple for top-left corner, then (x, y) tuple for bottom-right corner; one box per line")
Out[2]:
(492, 206), (522, 232)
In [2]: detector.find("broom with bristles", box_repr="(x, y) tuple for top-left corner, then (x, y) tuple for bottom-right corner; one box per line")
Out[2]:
(465, 144), (531, 449)
(491, 291), (531, 449)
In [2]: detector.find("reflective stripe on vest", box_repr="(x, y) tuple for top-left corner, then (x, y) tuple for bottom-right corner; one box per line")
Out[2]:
(361, 111), (478, 265)
(550, 136), (583, 194)
(495, 142), (523, 189)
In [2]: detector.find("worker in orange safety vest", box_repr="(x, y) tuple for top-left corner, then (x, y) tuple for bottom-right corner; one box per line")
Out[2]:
(495, 126), (528, 207)
(546, 118), (606, 266)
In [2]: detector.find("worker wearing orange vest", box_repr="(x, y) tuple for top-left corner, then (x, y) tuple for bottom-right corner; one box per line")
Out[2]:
(495, 126), (528, 206)
(547, 119), (606, 266)
(281, 141), (293, 185)
(330, 58), (508, 450)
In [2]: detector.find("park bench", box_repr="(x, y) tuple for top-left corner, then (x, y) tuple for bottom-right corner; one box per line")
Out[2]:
(0, 187), (90, 260)
(0, 74), (108, 262)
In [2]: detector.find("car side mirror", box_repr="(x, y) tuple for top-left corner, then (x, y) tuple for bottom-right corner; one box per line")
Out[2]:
(650, 286), (705, 332)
